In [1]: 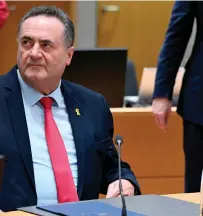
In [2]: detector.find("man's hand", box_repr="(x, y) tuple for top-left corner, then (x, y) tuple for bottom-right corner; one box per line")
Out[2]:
(106, 179), (134, 198)
(152, 98), (172, 132)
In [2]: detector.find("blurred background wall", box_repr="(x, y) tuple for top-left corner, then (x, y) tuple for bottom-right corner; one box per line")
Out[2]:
(0, 1), (196, 84)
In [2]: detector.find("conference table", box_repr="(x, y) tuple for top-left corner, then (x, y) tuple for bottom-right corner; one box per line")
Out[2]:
(0, 193), (200, 215)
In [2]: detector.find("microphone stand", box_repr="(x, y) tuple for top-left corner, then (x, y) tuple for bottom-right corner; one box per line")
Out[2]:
(117, 139), (127, 216)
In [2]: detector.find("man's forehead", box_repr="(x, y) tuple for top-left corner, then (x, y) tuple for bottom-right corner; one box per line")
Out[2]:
(20, 16), (64, 34)
(19, 16), (64, 41)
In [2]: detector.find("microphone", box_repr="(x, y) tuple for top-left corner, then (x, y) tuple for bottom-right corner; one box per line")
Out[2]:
(114, 135), (127, 216)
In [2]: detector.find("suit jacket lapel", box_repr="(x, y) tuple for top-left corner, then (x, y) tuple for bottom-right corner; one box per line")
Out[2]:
(61, 81), (86, 199)
(4, 67), (36, 192)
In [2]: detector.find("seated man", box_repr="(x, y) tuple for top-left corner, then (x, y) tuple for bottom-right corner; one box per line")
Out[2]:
(0, 5), (141, 212)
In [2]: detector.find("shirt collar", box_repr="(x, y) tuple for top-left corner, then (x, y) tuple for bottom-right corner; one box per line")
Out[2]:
(17, 69), (62, 107)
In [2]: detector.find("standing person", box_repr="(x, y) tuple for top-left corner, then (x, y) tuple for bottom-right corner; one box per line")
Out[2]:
(152, 1), (203, 193)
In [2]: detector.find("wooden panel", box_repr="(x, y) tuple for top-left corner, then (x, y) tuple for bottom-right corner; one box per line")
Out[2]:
(130, 2), (174, 83)
(138, 177), (184, 194)
(110, 108), (184, 194)
(97, 1), (133, 49)
(97, 1), (174, 84)
(0, 1), (76, 74)
(111, 108), (184, 178)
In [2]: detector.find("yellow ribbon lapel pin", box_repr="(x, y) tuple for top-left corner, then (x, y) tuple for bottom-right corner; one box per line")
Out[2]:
(75, 108), (81, 116)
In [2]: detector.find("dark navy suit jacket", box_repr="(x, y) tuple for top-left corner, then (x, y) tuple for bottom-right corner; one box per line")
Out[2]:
(0, 66), (140, 212)
(153, 1), (203, 125)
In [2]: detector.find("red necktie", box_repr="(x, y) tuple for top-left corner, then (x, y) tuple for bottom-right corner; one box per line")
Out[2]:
(40, 97), (79, 203)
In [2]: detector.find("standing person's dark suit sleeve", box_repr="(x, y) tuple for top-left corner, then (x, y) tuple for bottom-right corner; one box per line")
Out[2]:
(153, 1), (195, 100)
(99, 95), (141, 195)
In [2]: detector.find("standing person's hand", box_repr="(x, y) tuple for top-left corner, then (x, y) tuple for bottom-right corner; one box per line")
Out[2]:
(152, 98), (172, 132)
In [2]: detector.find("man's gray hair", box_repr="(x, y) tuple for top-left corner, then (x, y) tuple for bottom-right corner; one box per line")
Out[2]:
(18, 5), (75, 47)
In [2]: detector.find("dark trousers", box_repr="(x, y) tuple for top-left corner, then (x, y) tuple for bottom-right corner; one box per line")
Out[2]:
(183, 119), (203, 193)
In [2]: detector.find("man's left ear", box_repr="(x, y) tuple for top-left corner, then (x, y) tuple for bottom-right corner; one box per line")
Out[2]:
(66, 46), (74, 66)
